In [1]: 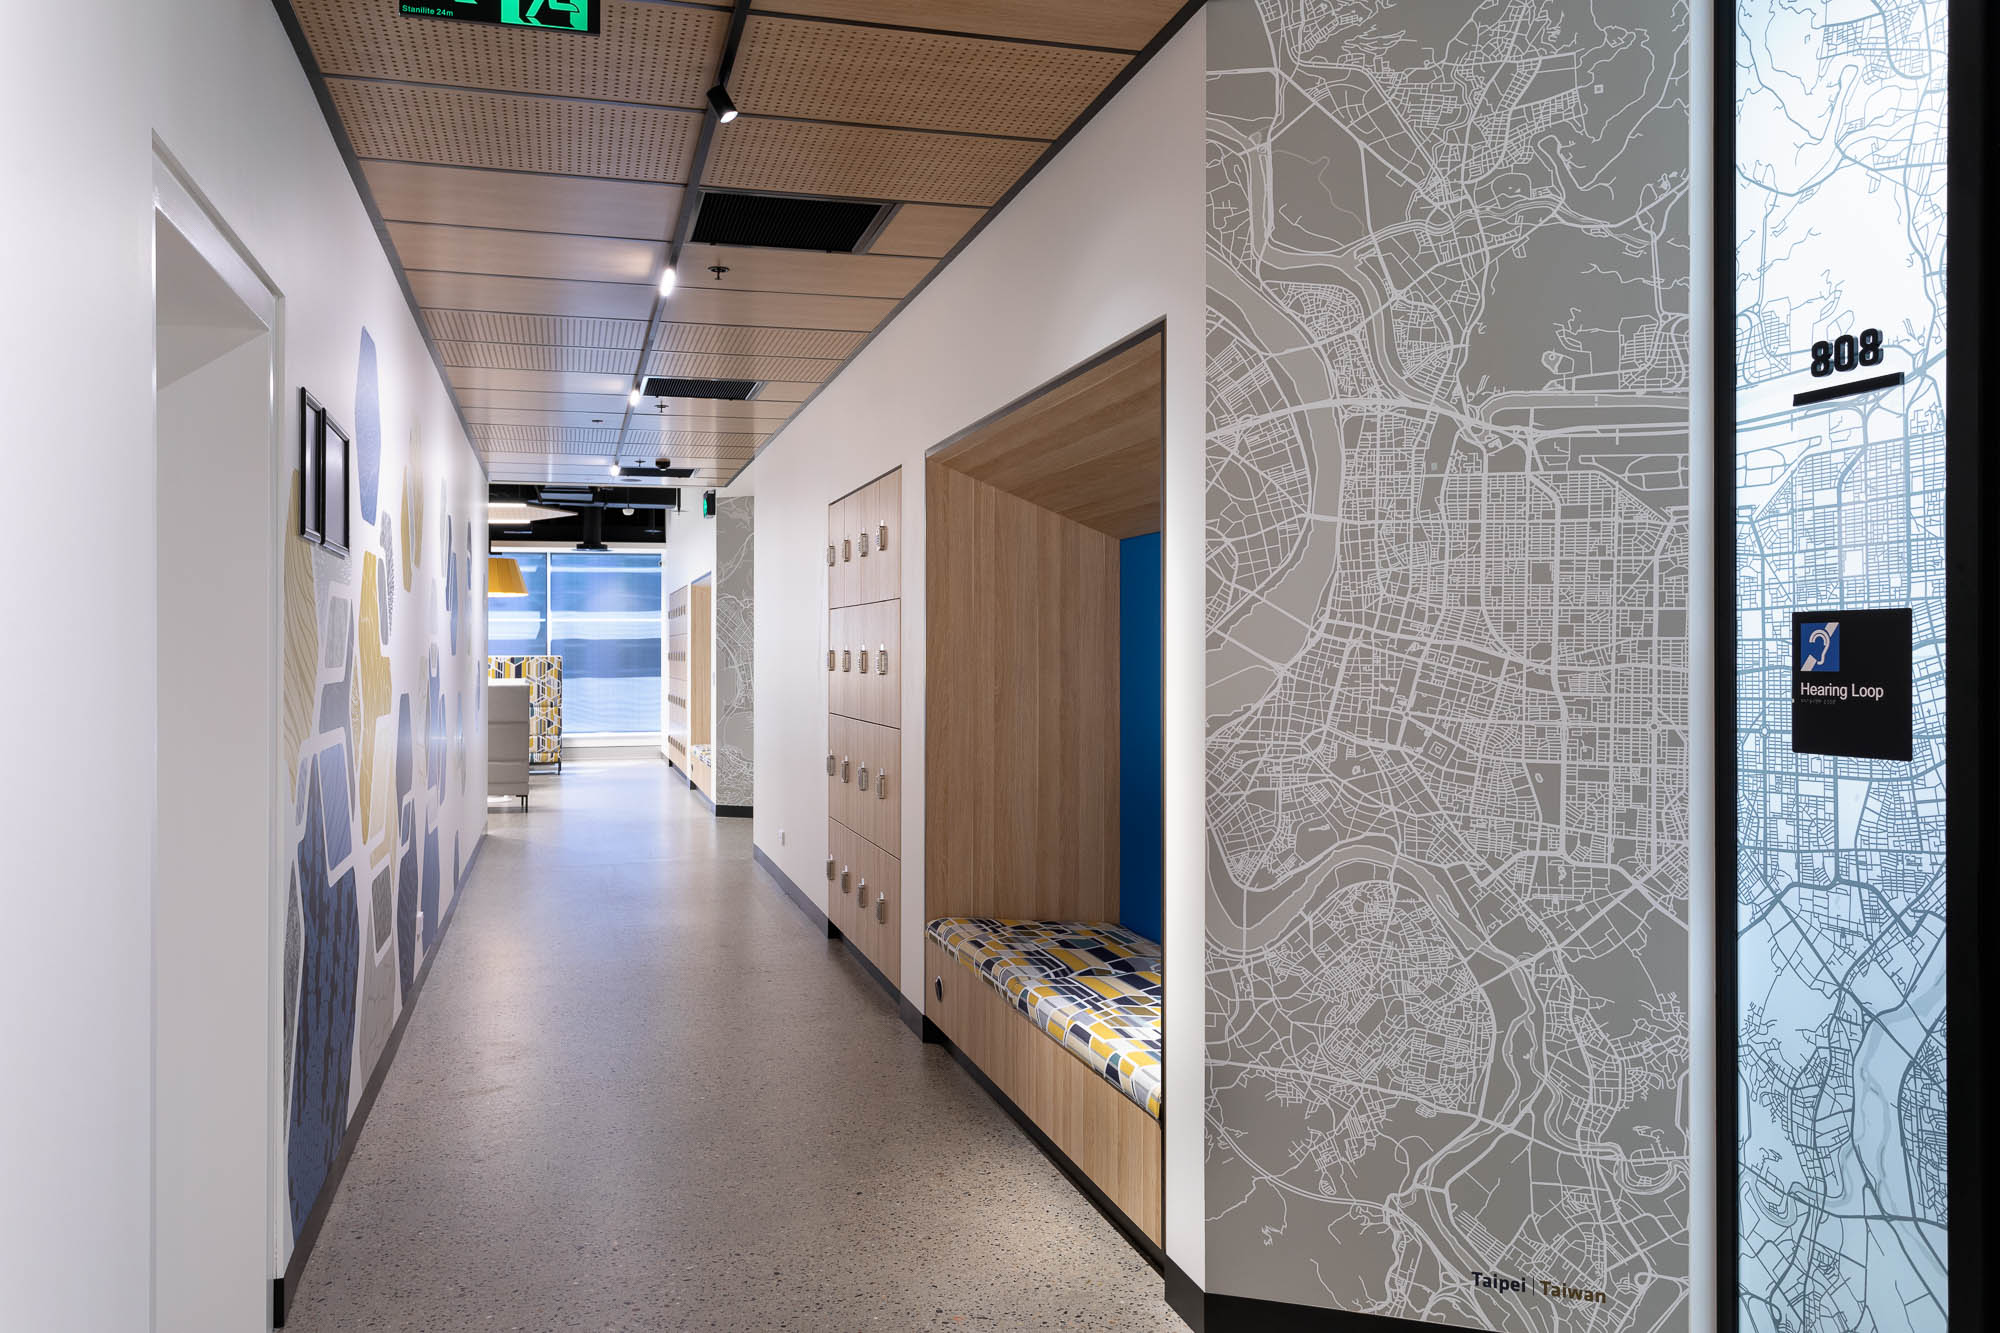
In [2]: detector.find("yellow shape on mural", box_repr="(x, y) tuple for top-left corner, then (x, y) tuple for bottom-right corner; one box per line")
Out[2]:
(282, 472), (319, 800)
(356, 551), (395, 845)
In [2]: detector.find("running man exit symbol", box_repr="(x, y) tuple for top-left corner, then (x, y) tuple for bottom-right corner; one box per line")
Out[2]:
(398, 0), (598, 34)
(1800, 621), (1839, 672)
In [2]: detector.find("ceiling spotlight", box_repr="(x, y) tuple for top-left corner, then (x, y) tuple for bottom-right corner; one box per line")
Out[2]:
(609, 464), (622, 476)
(707, 85), (738, 123)
(659, 265), (678, 296)
(622, 506), (636, 516)
(627, 386), (642, 407)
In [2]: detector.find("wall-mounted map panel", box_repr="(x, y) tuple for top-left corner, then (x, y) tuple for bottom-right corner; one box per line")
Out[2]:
(1204, 0), (1691, 1326)
(1731, 4), (1950, 1331)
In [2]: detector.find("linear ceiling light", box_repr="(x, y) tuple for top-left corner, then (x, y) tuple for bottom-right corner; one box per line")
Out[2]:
(658, 265), (679, 295)
(707, 85), (738, 123)
(628, 386), (643, 406)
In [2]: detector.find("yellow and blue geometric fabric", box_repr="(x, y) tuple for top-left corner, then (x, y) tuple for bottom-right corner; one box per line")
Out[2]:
(488, 655), (560, 765)
(927, 918), (1162, 1119)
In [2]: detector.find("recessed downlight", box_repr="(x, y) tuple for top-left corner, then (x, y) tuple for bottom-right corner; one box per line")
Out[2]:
(658, 265), (678, 296)
(627, 386), (642, 406)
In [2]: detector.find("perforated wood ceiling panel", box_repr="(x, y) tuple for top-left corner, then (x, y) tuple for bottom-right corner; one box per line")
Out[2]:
(362, 162), (681, 239)
(732, 18), (1125, 140)
(675, 244), (932, 300)
(296, 0), (724, 106)
(438, 341), (839, 382)
(747, 0), (1184, 51)
(328, 81), (702, 180)
(468, 403), (796, 428)
(473, 424), (764, 454)
(390, 222), (663, 284)
(867, 205), (984, 258)
(427, 311), (861, 360)
(450, 368), (632, 395)
(704, 120), (1043, 207)
(410, 271), (656, 320)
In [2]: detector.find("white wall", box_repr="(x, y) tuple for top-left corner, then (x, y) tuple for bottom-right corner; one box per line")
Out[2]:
(0, 1), (482, 1325)
(738, 12), (1208, 1279)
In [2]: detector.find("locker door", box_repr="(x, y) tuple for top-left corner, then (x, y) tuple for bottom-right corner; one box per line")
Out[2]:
(867, 600), (901, 728)
(868, 721), (901, 852)
(869, 847), (901, 986)
(827, 606), (849, 718)
(826, 714), (849, 831)
(838, 493), (860, 606)
(853, 479), (879, 605)
(826, 819), (849, 932)
(873, 469), (901, 602)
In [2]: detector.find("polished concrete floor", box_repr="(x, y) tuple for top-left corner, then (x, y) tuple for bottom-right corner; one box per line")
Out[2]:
(284, 754), (1182, 1332)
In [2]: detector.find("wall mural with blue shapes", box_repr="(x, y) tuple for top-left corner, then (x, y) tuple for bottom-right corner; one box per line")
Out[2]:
(280, 325), (487, 1260)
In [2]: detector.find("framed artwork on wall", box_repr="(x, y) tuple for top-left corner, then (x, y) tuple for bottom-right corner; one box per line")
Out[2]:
(299, 388), (324, 544)
(321, 412), (351, 557)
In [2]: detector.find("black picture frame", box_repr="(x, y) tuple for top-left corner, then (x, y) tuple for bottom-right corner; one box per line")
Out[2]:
(321, 411), (351, 558)
(299, 388), (324, 544)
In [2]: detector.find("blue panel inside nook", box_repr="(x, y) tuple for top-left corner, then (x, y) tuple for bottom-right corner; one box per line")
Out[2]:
(1118, 533), (1162, 944)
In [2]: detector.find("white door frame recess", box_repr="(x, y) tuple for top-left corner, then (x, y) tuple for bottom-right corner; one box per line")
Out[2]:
(151, 139), (288, 1331)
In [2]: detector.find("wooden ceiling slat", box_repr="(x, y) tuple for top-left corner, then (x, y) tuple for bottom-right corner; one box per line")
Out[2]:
(467, 405), (797, 429)
(732, 17), (1124, 140)
(705, 118), (1043, 207)
(867, 204), (984, 257)
(411, 270), (656, 320)
(390, 222), (664, 284)
(328, 80), (703, 180)
(362, 163), (681, 240)
(295, 0), (724, 106)
(746, 0), (1184, 52)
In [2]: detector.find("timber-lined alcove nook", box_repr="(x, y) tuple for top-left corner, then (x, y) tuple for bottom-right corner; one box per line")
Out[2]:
(923, 326), (1166, 1252)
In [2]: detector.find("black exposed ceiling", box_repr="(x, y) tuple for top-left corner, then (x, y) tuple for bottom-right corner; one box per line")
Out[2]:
(690, 190), (887, 253)
(641, 376), (759, 400)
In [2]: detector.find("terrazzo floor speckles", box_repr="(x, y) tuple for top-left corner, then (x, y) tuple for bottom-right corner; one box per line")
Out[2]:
(282, 756), (1186, 1333)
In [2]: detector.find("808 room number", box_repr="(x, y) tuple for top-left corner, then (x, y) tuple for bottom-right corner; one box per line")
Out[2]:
(1810, 328), (1884, 377)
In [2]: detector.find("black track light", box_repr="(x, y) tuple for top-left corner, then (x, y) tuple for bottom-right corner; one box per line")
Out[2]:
(707, 85), (738, 124)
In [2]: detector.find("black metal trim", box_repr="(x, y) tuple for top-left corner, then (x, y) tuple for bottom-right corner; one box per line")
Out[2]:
(728, 0), (1210, 484)
(1789, 370), (1903, 407)
(1711, 5), (1738, 1331)
(928, 1025), (1165, 1271)
(752, 843), (833, 939)
(274, 831), (487, 1325)
(1945, 2), (1992, 1328)
(1164, 1256), (1457, 1333)
(264, 0), (488, 486)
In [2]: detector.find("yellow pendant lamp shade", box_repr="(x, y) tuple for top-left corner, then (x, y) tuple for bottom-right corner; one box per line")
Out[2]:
(488, 556), (529, 596)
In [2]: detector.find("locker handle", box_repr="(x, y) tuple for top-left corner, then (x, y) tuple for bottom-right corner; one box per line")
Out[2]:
(826, 752), (836, 777)
(842, 538), (852, 563)
(825, 857), (836, 881)
(858, 529), (870, 557)
(827, 649), (835, 671)
(840, 867), (851, 894)
(841, 649), (851, 672)
(858, 647), (872, 674)
(875, 892), (887, 923)
(878, 521), (888, 552)
(876, 770), (888, 801)
(857, 765), (870, 792)
(840, 757), (850, 784)
(876, 645), (889, 676)
(827, 544), (836, 567)
(933, 975), (943, 1002)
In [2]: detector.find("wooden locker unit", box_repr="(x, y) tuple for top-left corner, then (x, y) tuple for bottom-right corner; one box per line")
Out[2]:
(825, 467), (903, 989)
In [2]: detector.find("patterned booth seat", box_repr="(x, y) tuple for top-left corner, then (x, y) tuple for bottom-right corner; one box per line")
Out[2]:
(926, 918), (1161, 1119)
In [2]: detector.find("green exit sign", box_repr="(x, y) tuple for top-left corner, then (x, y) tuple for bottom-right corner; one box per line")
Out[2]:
(398, 0), (598, 34)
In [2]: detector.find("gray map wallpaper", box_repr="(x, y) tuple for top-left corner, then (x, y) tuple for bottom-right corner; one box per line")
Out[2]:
(1204, 1), (1691, 1327)
(713, 496), (754, 809)
(1732, 4), (1949, 1331)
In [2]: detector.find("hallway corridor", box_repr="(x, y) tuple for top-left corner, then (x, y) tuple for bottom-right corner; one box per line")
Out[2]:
(281, 756), (1178, 1332)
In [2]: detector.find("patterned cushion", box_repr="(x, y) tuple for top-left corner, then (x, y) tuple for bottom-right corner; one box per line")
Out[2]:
(927, 918), (1161, 1119)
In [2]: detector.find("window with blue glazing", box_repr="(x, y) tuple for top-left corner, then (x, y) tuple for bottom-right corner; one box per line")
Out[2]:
(487, 551), (662, 736)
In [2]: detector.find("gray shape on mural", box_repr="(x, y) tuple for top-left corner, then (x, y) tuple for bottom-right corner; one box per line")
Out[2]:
(713, 496), (755, 808)
(282, 865), (301, 1112)
(318, 619), (354, 773)
(1203, 0), (1691, 1327)
(370, 863), (394, 952)
(378, 514), (396, 641)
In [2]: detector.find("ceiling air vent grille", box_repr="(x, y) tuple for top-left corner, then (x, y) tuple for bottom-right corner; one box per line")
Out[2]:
(641, 377), (759, 400)
(690, 190), (887, 253)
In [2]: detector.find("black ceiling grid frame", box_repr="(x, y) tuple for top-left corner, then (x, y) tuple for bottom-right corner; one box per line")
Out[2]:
(723, 0), (1212, 486)
(611, 0), (755, 476)
(266, 0), (490, 486)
